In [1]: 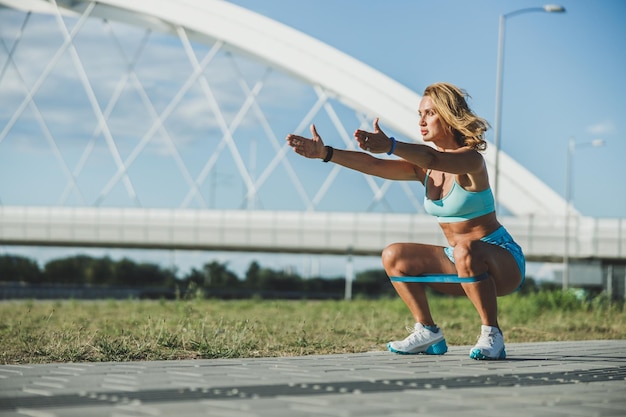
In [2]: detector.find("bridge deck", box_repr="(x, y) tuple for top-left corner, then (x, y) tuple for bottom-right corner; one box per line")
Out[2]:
(1, 206), (624, 262)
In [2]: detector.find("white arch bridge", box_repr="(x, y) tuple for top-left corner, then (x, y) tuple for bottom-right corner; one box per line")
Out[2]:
(0, 1), (625, 290)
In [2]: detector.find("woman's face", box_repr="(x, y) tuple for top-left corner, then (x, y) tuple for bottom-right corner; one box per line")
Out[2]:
(418, 96), (451, 144)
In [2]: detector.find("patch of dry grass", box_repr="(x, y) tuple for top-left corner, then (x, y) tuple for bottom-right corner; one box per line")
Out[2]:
(1, 292), (623, 364)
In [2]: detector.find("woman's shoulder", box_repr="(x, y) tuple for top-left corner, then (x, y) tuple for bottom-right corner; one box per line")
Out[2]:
(456, 159), (490, 191)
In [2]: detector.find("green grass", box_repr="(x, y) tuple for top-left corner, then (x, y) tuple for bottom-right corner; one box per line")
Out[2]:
(1, 292), (624, 364)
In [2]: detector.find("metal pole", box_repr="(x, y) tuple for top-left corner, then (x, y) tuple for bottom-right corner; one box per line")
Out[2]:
(492, 5), (565, 213)
(493, 14), (505, 213)
(344, 250), (354, 300)
(607, 264), (613, 301)
(563, 137), (573, 290)
(563, 137), (604, 290)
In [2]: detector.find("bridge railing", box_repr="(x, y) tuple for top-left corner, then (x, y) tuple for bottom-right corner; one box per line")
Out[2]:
(0, 206), (624, 261)
(504, 215), (626, 261)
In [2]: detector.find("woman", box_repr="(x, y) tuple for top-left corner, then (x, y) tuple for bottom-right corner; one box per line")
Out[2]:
(286, 82), (525, 360)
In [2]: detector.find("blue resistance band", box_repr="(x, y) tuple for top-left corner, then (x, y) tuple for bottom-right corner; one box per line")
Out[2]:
(390, 272), (489, 283)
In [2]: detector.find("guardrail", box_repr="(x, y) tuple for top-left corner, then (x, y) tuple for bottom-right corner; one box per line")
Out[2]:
(1, 206), (624, 261)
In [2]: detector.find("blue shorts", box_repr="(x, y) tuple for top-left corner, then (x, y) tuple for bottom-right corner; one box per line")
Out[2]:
(443, 226), (526, 289)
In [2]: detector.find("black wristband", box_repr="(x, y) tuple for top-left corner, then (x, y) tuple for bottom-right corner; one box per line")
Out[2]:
(323, 146), (334, 162)
(387, 137), (397, 155)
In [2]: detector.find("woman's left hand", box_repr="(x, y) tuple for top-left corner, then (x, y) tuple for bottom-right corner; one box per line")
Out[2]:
(286, 124), (326, 160)
(354, 118), (393, 154)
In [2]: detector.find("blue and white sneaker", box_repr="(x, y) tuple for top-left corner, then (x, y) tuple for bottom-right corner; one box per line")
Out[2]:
(387, 323), (448, 355)
(469, 325), (506, 360)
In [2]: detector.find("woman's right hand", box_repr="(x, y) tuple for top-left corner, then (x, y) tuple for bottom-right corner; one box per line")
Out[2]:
(354, 117), (392, 154)
(286, 124), (326, 160)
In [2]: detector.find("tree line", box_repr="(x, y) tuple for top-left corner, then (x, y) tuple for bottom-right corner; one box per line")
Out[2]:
(0, 254), (395, 298)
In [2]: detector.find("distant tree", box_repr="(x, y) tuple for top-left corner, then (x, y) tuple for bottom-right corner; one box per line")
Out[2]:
(134, 263), (167, 287)
(41, 255), (176, 287)
(539, 279), (561, 292)
(184, 268), (204, 287)
(354, 269), (394, 296)
(202, 261), (240, 289)
(113, 258), (138, 285)
(160, 267), (179, 289)
(259, 267), (302, 292)
(302, 276), (326, 292)
(303, 276), (344, 294)
(113, 258), (174, 287)
(0, 254), (42, 283)
(80, 256), (114, 285)
(43, 255), (94, 284)
(244, 261), (261, 289)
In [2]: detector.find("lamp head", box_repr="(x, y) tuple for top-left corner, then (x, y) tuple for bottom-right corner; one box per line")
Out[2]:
(543, 4), (566, 13)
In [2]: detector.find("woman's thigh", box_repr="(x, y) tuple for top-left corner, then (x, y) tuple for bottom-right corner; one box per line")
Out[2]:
(383, 242), (468, 296)
(383, 242), (457, 275)
(383, 241), (522, 296)
(454, 240), (523, 295)
(481, 241), (523, 295)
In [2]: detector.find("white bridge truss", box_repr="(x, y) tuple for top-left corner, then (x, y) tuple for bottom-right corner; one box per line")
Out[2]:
(0, 0), (624, 262)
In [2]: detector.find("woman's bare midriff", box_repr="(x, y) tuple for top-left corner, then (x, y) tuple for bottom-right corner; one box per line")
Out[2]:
(438, 212), (501, 246)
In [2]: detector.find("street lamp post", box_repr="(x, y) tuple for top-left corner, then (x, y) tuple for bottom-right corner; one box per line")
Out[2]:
(563, 137), (605, 290)
(493, 4), (565, 213)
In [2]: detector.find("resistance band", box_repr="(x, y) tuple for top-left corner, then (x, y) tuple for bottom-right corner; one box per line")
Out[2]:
(390, 272), (489, 283)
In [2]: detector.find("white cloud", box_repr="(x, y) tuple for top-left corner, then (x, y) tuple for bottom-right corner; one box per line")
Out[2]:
(586, 120), (616, 136)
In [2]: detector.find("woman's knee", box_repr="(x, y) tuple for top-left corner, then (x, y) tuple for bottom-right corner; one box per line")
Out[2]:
(381, 243), (403, 271)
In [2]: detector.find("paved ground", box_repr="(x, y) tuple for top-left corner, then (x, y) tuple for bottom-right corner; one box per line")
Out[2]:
(1, 340), (625, 417)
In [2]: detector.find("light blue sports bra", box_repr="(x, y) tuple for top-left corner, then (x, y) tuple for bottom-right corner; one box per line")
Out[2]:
(423, 170), (495, 223)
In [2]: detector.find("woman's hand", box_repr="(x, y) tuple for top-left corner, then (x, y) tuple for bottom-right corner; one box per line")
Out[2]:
(286, 124), (326, 159)
(354, 117), (393, 154)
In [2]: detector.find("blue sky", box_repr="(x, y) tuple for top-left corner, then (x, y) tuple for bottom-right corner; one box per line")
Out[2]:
(0, 0), (624, 280)
(229, 0), (625, 218)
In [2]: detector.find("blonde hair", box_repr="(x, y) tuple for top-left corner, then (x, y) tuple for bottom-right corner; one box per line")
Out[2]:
(423, 82), (489, 151)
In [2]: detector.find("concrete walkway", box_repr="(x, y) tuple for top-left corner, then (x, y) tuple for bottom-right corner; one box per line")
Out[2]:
(1, 340), (625, 417)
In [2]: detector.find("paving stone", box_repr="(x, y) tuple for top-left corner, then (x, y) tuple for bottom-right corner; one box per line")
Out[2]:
(1, 340), (625, 417)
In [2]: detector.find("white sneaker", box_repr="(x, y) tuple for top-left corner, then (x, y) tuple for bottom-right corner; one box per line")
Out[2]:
(469, 325), (506, 360)
(387, 323), (448, 355)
